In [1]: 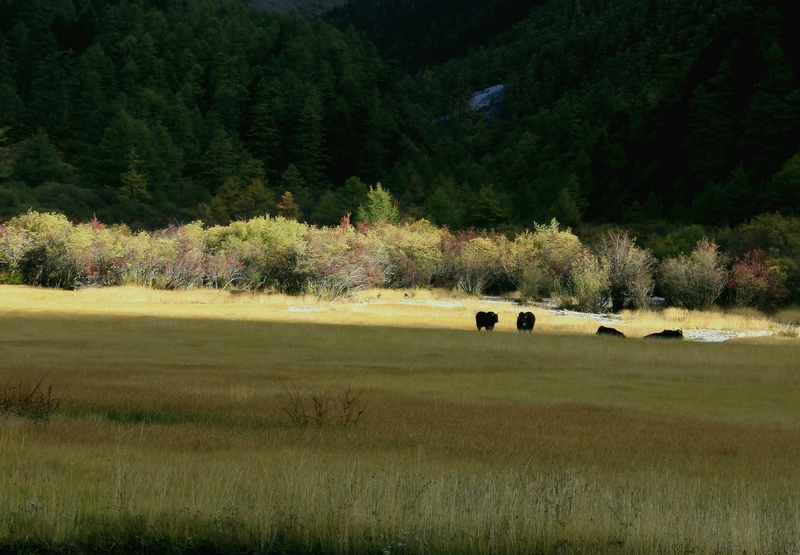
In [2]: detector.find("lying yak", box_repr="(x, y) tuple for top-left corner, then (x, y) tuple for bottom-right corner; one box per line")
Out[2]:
(516, 311), (535, 332)
(475, 311), (499, 331)
(596, 325), (625, 337)
(644, 329), (684, 340)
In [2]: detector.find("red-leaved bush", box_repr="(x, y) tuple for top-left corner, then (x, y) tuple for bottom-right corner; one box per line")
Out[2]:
(726, 250), (789, 313)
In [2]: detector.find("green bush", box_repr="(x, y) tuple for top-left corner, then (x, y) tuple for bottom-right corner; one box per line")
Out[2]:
(564, 248), (610, 313)
(531, 219), (584, 298)
(370, 220), (445, 288)
(651, 225), (707, 259)
(658, 239), (728, 310)
(206, 216), (308, 291)
(502, 229), (546, 300)
(450, 235), (503, 295)
(6, 211), (79, 288)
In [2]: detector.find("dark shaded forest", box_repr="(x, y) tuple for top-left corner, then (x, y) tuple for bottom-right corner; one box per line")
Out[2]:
(1, 0), (799, 234)
(323, 0), (547, 72)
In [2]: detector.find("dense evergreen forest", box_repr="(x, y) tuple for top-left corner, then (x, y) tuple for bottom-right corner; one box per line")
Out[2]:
(323, 0), (547, 72)
(1, 0), (799, 234)
(0, 0), (422, 228)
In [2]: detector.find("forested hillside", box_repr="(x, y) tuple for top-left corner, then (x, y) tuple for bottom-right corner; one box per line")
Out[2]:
(324, 0), (545, 72)
(232, 0), (347, 19)
(1, 0), (799, 234)
(376, 0), (800, 230)
(0, 0), (422, 228)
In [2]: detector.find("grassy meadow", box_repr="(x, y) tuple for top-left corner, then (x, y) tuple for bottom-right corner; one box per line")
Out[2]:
(1, 285), (799, 554)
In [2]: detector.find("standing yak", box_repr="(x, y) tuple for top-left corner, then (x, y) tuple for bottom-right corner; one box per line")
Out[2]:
(475, 311), (499, 331)
(516, 311), (535, 332)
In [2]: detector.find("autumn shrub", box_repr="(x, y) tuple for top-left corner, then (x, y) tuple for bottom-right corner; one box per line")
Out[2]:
(725, 250), (789, 313)
(563, 248), (609, 313)
(0, 220), (35, 284)
(4, 211), (80, 288)
(723, 213), (800, 304)
(145, 222), (213, 289)
(502, 229), (548, 300)
(446, 232), (503, 295)
(596, 229), (656, 311)
(369, 220), (444, 288)
(69, 218), (131, 287)
(280, 382), (366, 426)
(295, 225), (389, 299)
(113, 227), (171, 287)
(658, 239), (728, 309)
(530, 219), (584, 298)
(206, 216), (308, 291)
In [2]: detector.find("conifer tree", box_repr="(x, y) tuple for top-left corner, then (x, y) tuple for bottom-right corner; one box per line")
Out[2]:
(290, 89), (328, 188)
(0, 34), (23, 123)
(277, 190), (302, 221)
(119, 147), (150, 201)
(11, 129), (66, 187)
(467, 184), (505, 229)
(356, 182), (399, 224)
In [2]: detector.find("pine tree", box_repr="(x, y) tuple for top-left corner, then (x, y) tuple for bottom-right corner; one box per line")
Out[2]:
(248, 79), (285, 175)
(277, 190), (302, 221)
(0, 34), (23, 123)
(290, 88), (328, 188)
(467, 184), (505, 229)
(356, 182), (399, 224)
(119, 147), (150, 201)
(11, 129), (66, 187)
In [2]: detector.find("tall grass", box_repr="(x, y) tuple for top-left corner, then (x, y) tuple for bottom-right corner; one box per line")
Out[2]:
(1, 285), (799, 554)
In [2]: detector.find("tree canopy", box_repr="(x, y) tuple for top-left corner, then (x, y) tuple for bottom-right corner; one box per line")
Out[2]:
(1, 0), (799, 233)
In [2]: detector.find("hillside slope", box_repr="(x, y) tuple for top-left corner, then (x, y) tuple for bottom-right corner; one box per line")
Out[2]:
(1, 0), (799, 234)
(324, 0), (546, 72)
(233, 0), (348, 19)
(383, 0), (800, 228)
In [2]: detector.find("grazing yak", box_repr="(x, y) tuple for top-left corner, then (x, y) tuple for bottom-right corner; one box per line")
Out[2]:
(596, 325), (625, 337)
(516, 311), (535, 332)
(644, 329), (684, 340)
(475, 311), (499, 331)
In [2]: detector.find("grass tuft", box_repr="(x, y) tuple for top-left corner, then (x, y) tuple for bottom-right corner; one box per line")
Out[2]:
(0, 377), (60, 422)
(281, 381), (366, 426)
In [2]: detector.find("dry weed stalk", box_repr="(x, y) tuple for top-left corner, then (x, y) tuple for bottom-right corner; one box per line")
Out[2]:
(281, 381), (366, 426)
(0, 377), (61, 422)
(336, 385), (366, 425)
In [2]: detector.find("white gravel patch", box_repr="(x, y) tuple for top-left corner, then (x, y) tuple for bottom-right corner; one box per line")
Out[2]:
(683, 329), (773, 342)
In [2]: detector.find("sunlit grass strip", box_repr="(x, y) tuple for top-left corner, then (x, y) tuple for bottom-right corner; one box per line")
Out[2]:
(1, 285), (794, 340)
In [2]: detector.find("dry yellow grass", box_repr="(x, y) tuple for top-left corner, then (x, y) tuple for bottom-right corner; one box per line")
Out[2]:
(2, 284), (793, 339)
(1, 285), (799, 554)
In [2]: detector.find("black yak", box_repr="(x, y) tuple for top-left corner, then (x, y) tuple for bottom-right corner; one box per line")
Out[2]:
(475, 311), (499, 331)
(644, 329), (684, 340)
(596, 325), (625, 337)
(516, 311), (535, 332)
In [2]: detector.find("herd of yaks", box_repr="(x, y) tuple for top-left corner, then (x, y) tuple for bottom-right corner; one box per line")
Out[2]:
(475, 311), (684, 340)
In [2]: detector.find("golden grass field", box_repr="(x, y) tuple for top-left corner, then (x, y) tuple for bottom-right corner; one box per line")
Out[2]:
(1, 284), (799, 554)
